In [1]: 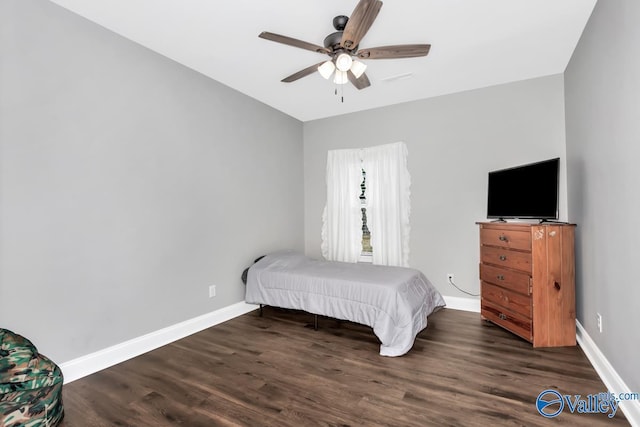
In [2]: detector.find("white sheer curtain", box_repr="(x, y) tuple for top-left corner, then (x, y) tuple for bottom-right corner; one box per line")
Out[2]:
(321, 142), (411, 266)
(321, 148), (363, 263)
(363, 142), (411, 267)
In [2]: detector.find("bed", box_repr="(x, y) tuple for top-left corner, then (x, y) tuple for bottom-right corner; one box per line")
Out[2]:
(244, 251), (446, 357)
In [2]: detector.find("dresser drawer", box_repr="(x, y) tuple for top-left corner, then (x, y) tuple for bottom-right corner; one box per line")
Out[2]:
(481, 300), (533, 342)
(480, 246), (532, 274)
(480, 264), (531, 295)
(481, 282), (532, 318)
(480, 227), (531, 251)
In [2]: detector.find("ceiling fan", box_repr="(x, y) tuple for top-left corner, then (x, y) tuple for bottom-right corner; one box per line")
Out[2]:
(259, 0), (431, 90)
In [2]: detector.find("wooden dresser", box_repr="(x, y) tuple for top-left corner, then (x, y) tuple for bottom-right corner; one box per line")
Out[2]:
(477, 222), (576, 347)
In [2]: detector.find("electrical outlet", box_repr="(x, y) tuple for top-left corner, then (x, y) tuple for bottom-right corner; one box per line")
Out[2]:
(209, 285), (216, 298)
(447, 273), (454, 283)
(596, 313), (603, 333)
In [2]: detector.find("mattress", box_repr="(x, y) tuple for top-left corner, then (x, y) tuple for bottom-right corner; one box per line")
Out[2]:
(245, 251), (446, 356)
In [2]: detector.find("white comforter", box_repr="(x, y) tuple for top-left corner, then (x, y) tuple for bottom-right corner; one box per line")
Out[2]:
(245, 251), (446, 356)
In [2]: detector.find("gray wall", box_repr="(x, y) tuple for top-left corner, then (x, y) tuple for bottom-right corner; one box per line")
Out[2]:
(304, 75), (568, 298)
(0, 0), (303, 363)
(565, 0), (640, 391)
(6, 0), (635, 397)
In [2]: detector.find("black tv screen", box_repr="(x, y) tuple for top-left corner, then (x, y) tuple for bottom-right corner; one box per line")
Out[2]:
(487, 158), (559, 220)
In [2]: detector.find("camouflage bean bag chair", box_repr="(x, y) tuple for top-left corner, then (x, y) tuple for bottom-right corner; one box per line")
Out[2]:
(0, 329), (64, 427)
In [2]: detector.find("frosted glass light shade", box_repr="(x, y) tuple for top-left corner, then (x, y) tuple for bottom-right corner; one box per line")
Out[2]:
(333, 70), (348, 85)
(350, 60), (367, 78)
(335, 53), (353, 72)
(318, 60), (335, 79)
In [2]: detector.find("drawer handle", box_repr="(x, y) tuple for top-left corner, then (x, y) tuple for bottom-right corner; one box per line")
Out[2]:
(554, 281), (561, 290)
(499, 255), (507, 261)
(497, 275), (505, 281)
(498, 235), (509, 242)
(499, 313), (507, 320)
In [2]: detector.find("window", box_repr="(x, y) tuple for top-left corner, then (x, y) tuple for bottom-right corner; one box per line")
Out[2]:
(322, 142), (411, 267)
(360, 169), (372, 261)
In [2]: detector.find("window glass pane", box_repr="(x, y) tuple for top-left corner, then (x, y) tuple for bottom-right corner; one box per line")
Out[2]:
(361, 169), (372, 254)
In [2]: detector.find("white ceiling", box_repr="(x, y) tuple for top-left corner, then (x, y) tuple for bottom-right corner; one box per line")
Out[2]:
(48, 0), (597, 122)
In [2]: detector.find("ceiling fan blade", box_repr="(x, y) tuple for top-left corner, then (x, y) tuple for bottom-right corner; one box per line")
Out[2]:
(341, 0), (383, 50)
(259, 32), (330, 55)
(347, 70), (371, 90)
(281, 62), (327, 83)
(357, 44), (431, 59)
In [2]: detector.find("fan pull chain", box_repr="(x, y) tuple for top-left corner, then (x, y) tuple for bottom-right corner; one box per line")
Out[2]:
(333, 83), (344, 103)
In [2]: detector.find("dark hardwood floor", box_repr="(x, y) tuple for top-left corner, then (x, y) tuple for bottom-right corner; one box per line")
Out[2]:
(60, 308), (629, 426)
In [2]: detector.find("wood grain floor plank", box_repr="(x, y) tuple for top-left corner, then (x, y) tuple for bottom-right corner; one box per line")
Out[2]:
(60, 307), (629, 426)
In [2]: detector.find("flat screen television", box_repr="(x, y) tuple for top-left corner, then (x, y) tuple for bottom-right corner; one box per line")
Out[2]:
(487, 157), (559, 220)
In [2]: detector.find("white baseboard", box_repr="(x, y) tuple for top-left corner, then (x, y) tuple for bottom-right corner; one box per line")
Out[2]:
(59, 299), (638, 426)
(576, 320), (640, 426)
(59, 301), (258, 384)
(445, 299), (638, 425)
(443, 295), (480, 313)
(59, 296), (478, 384)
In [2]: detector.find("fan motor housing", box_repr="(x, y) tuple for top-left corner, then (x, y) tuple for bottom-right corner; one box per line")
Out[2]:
(324, 15), (359, 52)
(323, 31), (343, 50)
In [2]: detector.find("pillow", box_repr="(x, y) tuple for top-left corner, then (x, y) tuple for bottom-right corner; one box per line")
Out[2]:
(241, 255), (266, 285)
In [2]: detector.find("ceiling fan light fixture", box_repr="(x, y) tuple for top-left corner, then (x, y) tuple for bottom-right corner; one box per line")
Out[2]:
(350, 60), (367, 78)
(318, 60), (335, 79)
(333, 70), (348, 85)
(335, 53), (353, 72)
(260, 0), (430, 92)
